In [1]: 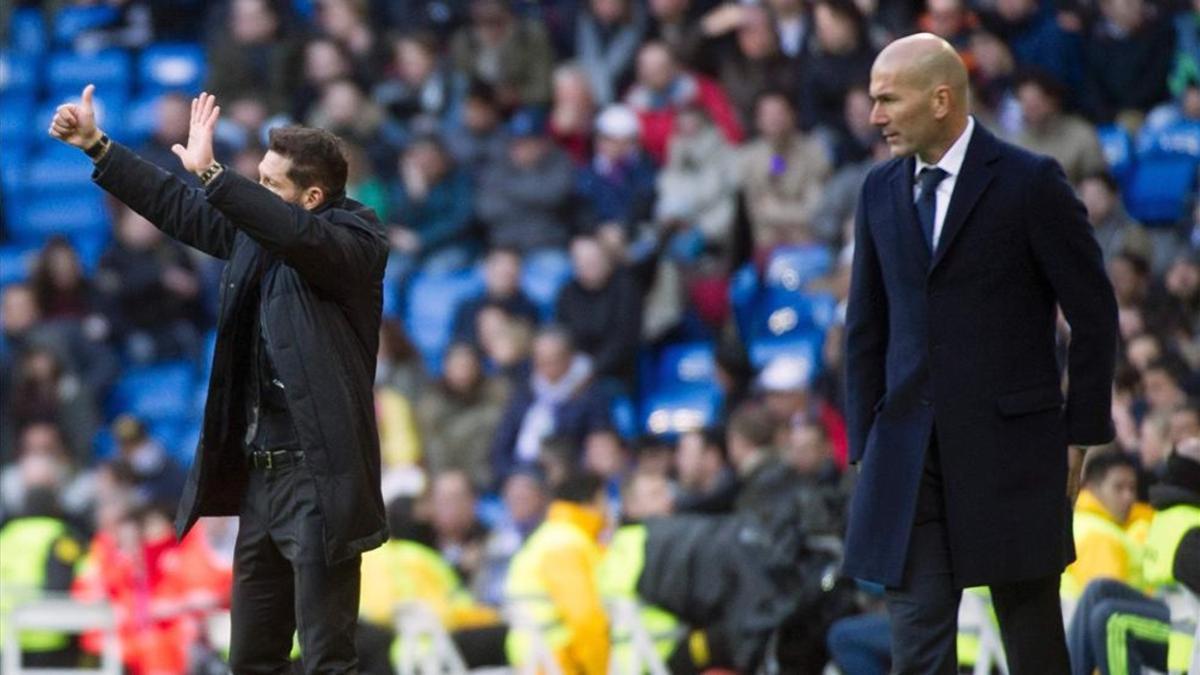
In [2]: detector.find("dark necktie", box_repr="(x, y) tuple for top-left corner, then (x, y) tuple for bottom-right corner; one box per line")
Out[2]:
(915, 166), (949, 252)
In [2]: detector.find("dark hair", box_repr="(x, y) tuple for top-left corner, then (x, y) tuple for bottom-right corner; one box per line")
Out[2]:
(1144, 359), (1186, 387)
(1083, 450), (1139, 486)
(386, 497), (437, 545)
(487, 245), (524, 260)
(1014, 68), (1066, 105)
(267, 125), (349, 200)
(755, 88), (796, 112)
(729, 401), (779, 448)
(814, 0), (868, 49)
(554, 471), (605, 503)
(1112, 251), (1151, 278)
(466, 78), (499, 105)
(30, 236), (84, 313)
(379, 317), (422, 363)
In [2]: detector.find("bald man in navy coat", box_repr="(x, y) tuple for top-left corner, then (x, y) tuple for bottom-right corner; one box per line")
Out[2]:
(843, 34), (1118, 674)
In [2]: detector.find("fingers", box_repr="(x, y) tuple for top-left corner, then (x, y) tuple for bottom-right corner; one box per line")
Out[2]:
(171, 143), (186, 160)
(199, 92), (216, 125)
(81, 83), (95, 110)
(61, 106), (79, 127)
(191, 94), (199, 124)
(205, 105), (221, 130)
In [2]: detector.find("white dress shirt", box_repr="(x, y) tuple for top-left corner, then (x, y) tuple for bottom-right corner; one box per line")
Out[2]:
(914, 116), (975, 249)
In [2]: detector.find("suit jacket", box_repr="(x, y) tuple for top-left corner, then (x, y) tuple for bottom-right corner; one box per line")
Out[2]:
(92, 143), (389, 564)
(842, 123), (1117, 588)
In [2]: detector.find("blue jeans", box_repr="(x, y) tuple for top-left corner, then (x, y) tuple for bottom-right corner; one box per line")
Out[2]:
(827, 612), (891, 675)
(1066, 578), (1170, 675)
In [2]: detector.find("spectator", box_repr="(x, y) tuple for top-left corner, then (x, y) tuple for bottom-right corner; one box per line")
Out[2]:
(716, 4), (802, 132)
(96, 206), (203, 364)
(489, 327), (612, 481)
(1109, 251), (1152, 309)
(1079, 172), (1153, 266)
(313, 0), (390, 83)
(727, 400), (799, 520)
(430, 470), (491, 584)
(785, 421), (842, 488)
(374, 31), (467, 132)
(624, 40), (744, 164)
(549, 64), (599, 164)
(1138, 411), (1175, 479)
(1012, 70), (1106, 184)
(759, 355), (850, 470)
(375, 318), (425, 401)
(797, 0), (876, 134)
(343, 141), (392, 223)
(968, 31), (1021, 135)
(919, 0), (979, 56)
(30, 237), (102, 325)
(447, 81), (511, 179)
(0, 422), (94, 527)
(1169, 401), (1200, 446)
(205, 0), (299, 113)
(417, 343), (508, 489)
(389, 135), (476, 274)
(110, 415), (186, 511)
(577, 104), (658, 236)
(830, 84), (882, 168)
(574, 0), (647, 106)
(1083, 0), (1175, 124)
(478, 305), (537, 385)
(766, 0), (811, 60)
(451, 247), (541, 346)
(583, 428), (630, 490)
(1143, 360), (1190, 418)
(1168, 4), (1200, 99)
(2, 347), (98, 466)
(813, 91), (889, 242)
(654, 105), (739, 249)
(1062, 451), (1144, 596)
(1149, 253), (1200, 341)
(737, 91), (833, 254)
(292, 37), (357, 123)
(473, 467), (549, 606)
(556, 234), (643, 384)
(645, 0), (708, 69)
(450, 0), (556, 108)
(673, 427), (737, 514)
(307, 78), (404, 178)
(477, 108), (578, 252)
(978, 0), (1084, 100)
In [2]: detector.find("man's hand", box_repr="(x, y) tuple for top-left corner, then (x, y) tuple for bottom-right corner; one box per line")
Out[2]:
(48, 84), (101, 149)
(171, 92), (221, 175)
(1067, 445), (1087, 505)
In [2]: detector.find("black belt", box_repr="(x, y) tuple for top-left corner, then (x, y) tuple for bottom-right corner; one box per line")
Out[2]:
(249, 448), (304, 470)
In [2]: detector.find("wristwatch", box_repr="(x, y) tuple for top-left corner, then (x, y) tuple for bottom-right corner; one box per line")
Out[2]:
(198, 162), (224, 186)
(84, 134), (111, 161)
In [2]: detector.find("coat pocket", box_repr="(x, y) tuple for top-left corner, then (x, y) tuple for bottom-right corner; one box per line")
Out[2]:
(995, 384), (1064, 417)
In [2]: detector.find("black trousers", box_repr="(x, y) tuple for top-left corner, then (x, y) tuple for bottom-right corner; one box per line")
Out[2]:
(229, 460), (362, 674)
(884, 433), (1069, 675)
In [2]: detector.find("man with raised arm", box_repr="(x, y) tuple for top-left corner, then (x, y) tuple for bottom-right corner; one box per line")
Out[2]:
(50, 85), (388, 673)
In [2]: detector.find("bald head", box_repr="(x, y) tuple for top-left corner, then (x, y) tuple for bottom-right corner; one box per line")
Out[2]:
(874, 33), (969, 99)
(869, 33), (971, 161)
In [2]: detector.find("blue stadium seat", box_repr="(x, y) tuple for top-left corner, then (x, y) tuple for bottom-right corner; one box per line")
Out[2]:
(1137, 118), (1200, 161)
(138, 43), (206, 94)
(0, 50), (39, 97)
(36, 93), (127, 142)
(109, 361), (196, 423)
(52, 5), (120, 47)
(405, 269), (485, 373)
(610, 394), (638, 439)
(9, 9), (48, 54)
(26, 144), (97, 193)
(1124, 155), (1198, 225)
(748, 327), (823, 374)
(655, 342), (715, 389)
(0, 243), (40, 287)
(763, 245), (834, 291)
(122, 94), (161, 147)
(521, 249), (572, 319)
(642, 386), (722, 436)
(728, 262), (760, 340)
(0, 96), (36, 152)
(11, 191), (110, 243)
(742, 287), (837, 370)
(47, 49), (133, 100)
(1096, 124), (1135, 185)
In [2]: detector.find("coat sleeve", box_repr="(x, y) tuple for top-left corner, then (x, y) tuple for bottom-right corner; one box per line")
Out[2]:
(843, 173), (888, 464)
(203, 169), (387, 299)
(1025, 157), (1118, 446)
(91, 142), (237, 260)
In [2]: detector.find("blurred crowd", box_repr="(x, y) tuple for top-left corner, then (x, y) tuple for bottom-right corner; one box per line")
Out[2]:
(1, 0), (1199, 672)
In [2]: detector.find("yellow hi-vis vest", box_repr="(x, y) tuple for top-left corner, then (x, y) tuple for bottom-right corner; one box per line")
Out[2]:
(597, 525), (683, 672)
(504, 519), (597, 667)
(1143, 504), (1200, 672)
(0, 516), (77, 652)
(1062, 509), (1144, 598)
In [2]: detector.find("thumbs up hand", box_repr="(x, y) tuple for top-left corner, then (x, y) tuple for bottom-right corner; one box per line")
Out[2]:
(48, 83), (101, 149)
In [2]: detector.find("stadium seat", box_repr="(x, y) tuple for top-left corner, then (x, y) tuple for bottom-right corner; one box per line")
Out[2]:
(122, 93), (162, 147)
(521, 248), (572, 319)
(109, 361), (197, 423)
(8, 8), (48, 54)
(1096, 124), (1135, 185)
(1137, 118), (1200, 161)
(52, 4), (121, 47)
(763, 244), (835, 291)
(655, 341), (715, 389)
(748, 326), (823, 375)
(1124, 155), (1198, 225)
(0, 96), (36, 152)
(139, 43), (206, 94)
(642, 385), (722, 436)
(405, 269), (484, 373)
(0, 243), (39, 287)
(0, 49), (39, 97)
(36, 92), (127, 141)
(47, 49), (133, 100)
(26, 144), (97, 193)
(610, 393), (638, 439)
(10, 190), (110, 243)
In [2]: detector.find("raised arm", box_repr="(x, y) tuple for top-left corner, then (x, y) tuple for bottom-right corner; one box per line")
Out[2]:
(49, 85), (236, 260)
